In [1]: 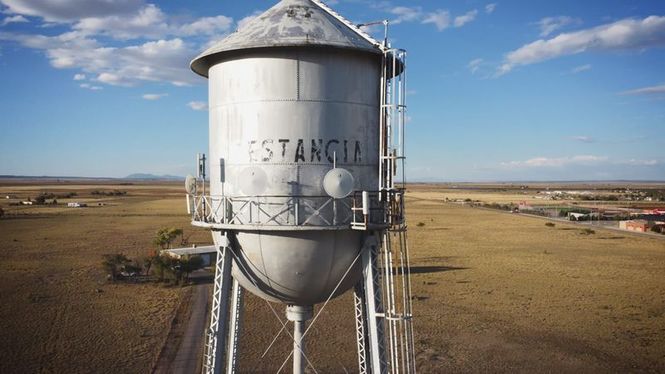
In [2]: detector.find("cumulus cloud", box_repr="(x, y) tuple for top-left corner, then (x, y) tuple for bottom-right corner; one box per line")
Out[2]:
(468, 58), (483, 74)
(621, 83), (665, 95)
(501, 155), (608, 168)
(72, 4), (233, 40)
(571, 64), (592, 73)
(0, 2), (236, 88)
(187, 101), (207, 111)
(142, 93), (167, 100)
(2, 14), (28, 25)
(536, 16), (580, 37)
(73, 73), (86, 80)
(497, 16), (665, 76)
(0, 0), (144, 23)
(422, 10), (450, 31)
(386, 5), (477, 31)
(0, 31), (200, 86)
(454, 10), (478, 28)
(485, 4), (497, 14)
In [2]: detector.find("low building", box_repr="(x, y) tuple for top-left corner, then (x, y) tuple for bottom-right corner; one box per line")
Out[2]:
(619, 220), (649, 232)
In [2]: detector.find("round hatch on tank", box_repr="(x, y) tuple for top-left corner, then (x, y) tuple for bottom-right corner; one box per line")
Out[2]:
(323, 168), (354, 199)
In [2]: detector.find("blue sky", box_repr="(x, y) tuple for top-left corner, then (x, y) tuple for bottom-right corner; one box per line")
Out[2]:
(0, 0), (664, 181)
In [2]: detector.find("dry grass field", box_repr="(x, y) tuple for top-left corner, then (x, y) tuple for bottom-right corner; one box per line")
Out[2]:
(1, 181), (664, 373)
(0, 181), (209, 373)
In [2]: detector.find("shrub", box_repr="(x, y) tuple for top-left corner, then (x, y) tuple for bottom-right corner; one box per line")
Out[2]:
(102, 254), (131, 282)
(545, 222), (556, 227)
(581, 228), (595, 235)
(416, 222), (425, 227)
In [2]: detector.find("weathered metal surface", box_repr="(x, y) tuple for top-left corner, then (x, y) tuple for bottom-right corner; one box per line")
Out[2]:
(191, 0), (382, 77)
(204, 45), (379, 304)
(214, 230), (363, 305)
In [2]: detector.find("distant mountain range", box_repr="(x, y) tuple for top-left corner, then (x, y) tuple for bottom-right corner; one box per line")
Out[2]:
(124, 173), (184, 181)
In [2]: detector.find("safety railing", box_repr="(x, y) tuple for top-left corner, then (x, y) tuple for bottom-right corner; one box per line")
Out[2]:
(186, 191), (404, 230)
(188, 194), (356, 228)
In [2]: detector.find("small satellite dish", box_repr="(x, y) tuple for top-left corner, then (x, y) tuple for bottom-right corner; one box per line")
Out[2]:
(238, 167), (268, 195)
(185, 175), (197, 195)
(323, 168), (354, 199)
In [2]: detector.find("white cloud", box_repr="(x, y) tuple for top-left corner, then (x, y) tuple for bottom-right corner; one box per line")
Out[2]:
(73, 73), (86, 80)
(454, 10), (478, 28)
(485, 4), (497, 14)
(79, 83), (102, 90)
(187, 101), (207, 111)
(142, 93), (167, 100)
(621, 83), (665, 95)
(422, 10), (450, 31)
(72, 4), (168, 40)
(571, 135), (594, 143)
(622, 159), (661, 166)
(571, 64), (591, 73)
(0, 0), (143, 23)
(1, 14), (28, 25)
(497, 16), (665, 76)
(0, 31), (200, 86)
(385, 6), (475, 31)
(390, 6), (422, 24)
(71, 5), (233, 41)
(179, 15), (233, 36)
(537, 16), (580, 37)
(501, 155), (608, 168)
(468, 58), (483, 74)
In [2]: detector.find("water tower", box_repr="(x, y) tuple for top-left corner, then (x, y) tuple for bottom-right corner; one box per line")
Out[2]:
(187, 1), (414, 373)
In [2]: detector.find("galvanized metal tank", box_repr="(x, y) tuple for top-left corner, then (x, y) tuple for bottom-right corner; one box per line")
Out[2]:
(191, 0), (383, 305)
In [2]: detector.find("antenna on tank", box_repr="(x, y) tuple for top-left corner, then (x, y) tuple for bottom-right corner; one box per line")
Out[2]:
(197, 153), (206, 218)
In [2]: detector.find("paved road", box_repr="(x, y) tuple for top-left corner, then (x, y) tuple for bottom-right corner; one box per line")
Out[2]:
(171, 272), (211, 374)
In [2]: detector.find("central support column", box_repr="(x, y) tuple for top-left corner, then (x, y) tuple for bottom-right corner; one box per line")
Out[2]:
(286, 305), (313, 374)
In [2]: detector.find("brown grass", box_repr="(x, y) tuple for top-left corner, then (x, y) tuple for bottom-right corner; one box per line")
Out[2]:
(1, 182), (664, 372)
(0, 183), (209, 373)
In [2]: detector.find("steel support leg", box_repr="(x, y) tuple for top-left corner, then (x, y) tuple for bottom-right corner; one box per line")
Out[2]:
(360, 235), (387, 374)
(203, 233), (234, 374)
(225, 278), (244, 374)
(286, 305), (313, 374)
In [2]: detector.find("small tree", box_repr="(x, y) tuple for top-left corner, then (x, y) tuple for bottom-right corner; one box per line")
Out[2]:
(181, 256), (205, 282)
(152, 254), (169, 282)
(102, 254), (131, 282)
(152, 228), (184, 250)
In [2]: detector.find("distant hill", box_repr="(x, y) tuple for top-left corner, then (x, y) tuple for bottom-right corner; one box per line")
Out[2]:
(124, 173), (184, 181)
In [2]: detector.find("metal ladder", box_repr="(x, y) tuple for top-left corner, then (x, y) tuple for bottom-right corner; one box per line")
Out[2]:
(354, 47), (416, 374)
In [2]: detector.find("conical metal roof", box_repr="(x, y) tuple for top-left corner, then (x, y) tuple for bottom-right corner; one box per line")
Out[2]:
(190, 0), (383, 77)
